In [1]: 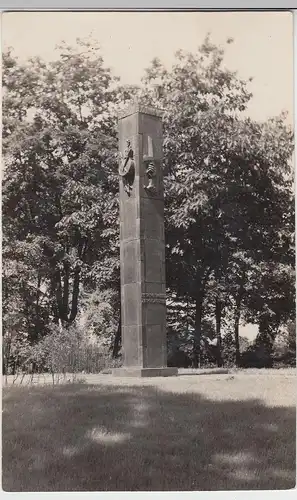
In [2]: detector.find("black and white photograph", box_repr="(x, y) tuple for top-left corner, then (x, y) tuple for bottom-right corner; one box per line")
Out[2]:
(1, 9), (296, 492)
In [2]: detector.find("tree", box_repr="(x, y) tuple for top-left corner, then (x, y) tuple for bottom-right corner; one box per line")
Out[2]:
(245, 262), (295, 363)
(2, 40), (120, 340)
(134, 36), (294, 366)
(3, 36), (294, 371)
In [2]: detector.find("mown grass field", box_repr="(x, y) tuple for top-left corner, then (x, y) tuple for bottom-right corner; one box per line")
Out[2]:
(2, 369), (296, 491)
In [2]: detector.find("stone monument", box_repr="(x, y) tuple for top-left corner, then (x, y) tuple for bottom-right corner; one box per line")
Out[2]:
(112, 100), (177, 377)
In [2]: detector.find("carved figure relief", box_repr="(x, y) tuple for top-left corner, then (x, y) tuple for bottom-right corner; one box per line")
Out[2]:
(143, 135), (159, 196)
(119, 139), (135, 196)
(144, 160), (157, 194)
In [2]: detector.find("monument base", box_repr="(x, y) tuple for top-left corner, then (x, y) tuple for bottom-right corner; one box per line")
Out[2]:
(112, 367), (178, 378)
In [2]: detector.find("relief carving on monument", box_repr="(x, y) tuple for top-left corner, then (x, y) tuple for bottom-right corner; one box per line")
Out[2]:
(144, 160), (157, 195)
(143, 135), (159, 196)
(119, 139), (135, 196)
(142, 292), (166, 304)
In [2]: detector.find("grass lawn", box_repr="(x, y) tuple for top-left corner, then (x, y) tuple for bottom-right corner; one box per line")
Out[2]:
(2, 369), (296, 491)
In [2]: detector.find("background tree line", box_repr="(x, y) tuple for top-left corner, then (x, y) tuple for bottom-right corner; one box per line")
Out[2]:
(2, 37), (295, 374)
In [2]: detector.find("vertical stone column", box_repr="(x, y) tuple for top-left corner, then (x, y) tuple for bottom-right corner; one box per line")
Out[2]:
(113, 102), (177, 377)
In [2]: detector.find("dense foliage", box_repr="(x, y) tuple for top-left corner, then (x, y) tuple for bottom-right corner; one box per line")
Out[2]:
(2, 37), (295, 373)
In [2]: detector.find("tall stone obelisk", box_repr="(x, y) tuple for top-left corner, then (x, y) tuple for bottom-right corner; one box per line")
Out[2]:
(112, 101), (177, 377)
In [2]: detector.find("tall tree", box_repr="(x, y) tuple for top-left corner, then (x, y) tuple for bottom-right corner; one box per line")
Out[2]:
(2, 40), (120, 335)
(134, 36), (294, 366)
(3, 36), (294, 370)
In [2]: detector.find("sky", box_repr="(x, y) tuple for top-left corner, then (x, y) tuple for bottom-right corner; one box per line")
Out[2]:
(1, 11), (294, 341)
(1, 11), (294, 124)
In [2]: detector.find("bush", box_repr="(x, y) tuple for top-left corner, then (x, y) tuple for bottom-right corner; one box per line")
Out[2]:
(2, 313), (136, 380)
(239, 345), (273, 368)
(2, 332), (32, 376)
(167, 349), (192, 368)
(38, 324), (121, 374)
(273, 321), (296, 367)
(221, 332), (236, 367)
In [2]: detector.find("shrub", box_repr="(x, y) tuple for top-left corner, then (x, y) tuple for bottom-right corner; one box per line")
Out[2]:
(239, 345), (273, 368)
(221, 332), (236, 367)
(29, 323), (123, 380)
(167, 349), (192, 368)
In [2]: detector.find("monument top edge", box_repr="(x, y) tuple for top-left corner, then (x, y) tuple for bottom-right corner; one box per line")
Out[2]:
(118, 102), (163, 119)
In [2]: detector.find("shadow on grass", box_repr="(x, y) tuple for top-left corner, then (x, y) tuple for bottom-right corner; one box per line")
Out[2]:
(2, 383), (296, 491)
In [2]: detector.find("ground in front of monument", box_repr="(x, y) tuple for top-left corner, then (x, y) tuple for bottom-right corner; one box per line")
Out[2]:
(2, 368), (296, 491)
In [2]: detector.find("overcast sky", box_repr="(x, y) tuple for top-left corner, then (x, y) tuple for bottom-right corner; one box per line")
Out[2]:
(1, 11), (294, 124)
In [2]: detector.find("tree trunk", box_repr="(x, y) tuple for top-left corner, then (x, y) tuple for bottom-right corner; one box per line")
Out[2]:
(68, 266), (80, 323)
(234, 305), (241, 367)
(112, 311), (121, 358)
(62, 262), (70, 320)
(215, 297), (223, 367)
(68, 239), (85, 324)
(193, 292), (203, 368)
(234, 282), (245, 367)
(193, 268), (211, 368)
(36, 273), (42, 309)
(54, 269), (66, 324)
(33, 272), (42, 340)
